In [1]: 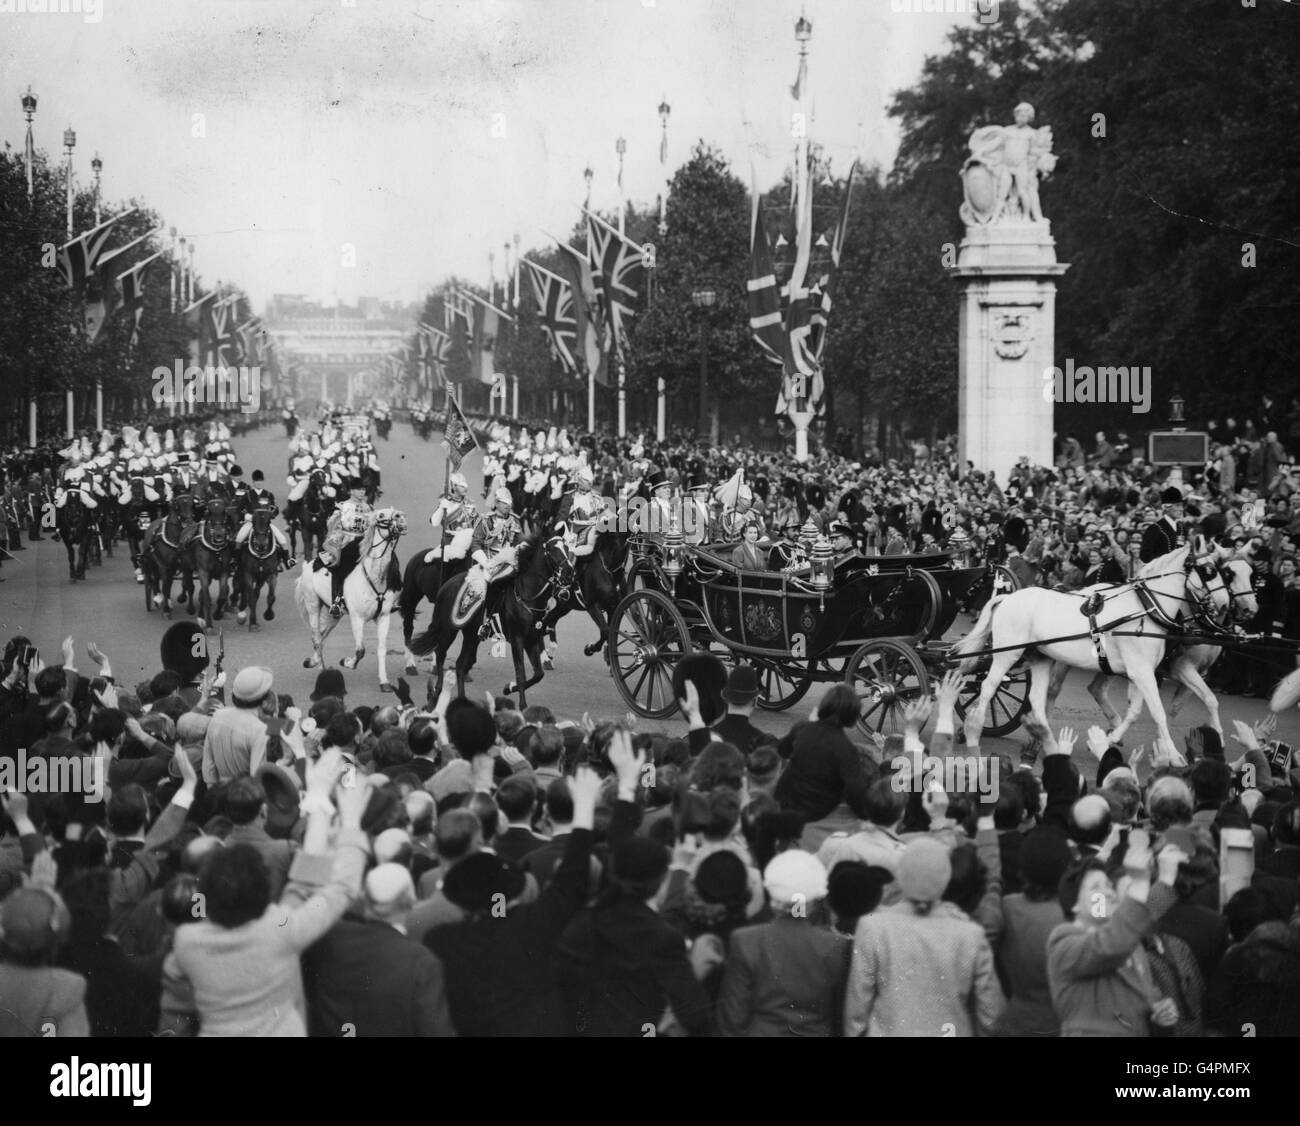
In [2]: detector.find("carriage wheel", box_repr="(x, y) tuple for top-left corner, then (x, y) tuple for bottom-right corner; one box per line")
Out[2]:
(608, 588), (691, 719)
(955, 665), (1031, 737)
(754, 656), (814, 712)
(963, 564), (1021, 615)
(845, 638), (929, 738)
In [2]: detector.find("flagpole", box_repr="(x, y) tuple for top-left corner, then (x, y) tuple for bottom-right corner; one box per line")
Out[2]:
(792, 15), (813, 464)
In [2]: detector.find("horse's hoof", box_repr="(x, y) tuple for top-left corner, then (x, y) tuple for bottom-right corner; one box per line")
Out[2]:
(236, 611), (248, 624)
(177, 592), (188, 605)
(152, 593), (164, 607)
(504, 682), (517, 694)
(264, 609), (275, 621)
(378, 682), (395, 693)
(302, 658), (315, 668)
(404, 663), (418, 675)
(249, 623), (261, 633)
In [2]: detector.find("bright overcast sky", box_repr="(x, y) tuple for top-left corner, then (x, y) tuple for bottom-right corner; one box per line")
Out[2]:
(2, 0), (967, 310)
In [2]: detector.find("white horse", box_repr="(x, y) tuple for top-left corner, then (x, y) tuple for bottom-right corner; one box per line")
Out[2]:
(295, 508), (409, 692)
(1046, 557), (1258, 741)
(954, 544), (1233, 758)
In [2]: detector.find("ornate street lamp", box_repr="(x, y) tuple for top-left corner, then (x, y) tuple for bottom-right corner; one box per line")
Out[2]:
(91, 152), (103, 225)
(21, 87), (37, 201)
(583, 164), (593, 210)
(63, 125), (76, 239)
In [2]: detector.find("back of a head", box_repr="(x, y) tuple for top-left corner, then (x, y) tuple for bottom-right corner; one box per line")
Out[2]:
(690, 741), (745, 793)
(322, 713), (360, 751)
(496, 776), (537, 823)
(610, 837), (670, 901)
(107, 784), (149, 837)
(1188, 757), (1232, 809)
(198, 843), (271, 928)
(1069, 793), (1112, 847)
(447, 702), (497, 758)
(826, 860), (889, 931)
(35, 666), (66, 700)
(1101, 774), (1142, 824)
(942, 841), (988, 915)
(495, 710), (525, 743)
(408, 718), (437, 759)
(703, 786), (742, 841)
(746, 745), (781, 789)
(816, 683), (860, 729)
(44, 701), (75, 735)
(1018, 827), (1074, 902)
(545, 777), (574, 824)
(864, 777), (907, 829)
(162, 873), (202, 927)
(371, 706), (400, 736)
(531, 726), (564, 767)
(522, 704), (555, 726)
(373, 728), (413, 771)
(993, 784), (1024, 831)
(223, 777), (266, 827)
(149, 669), (182, 700)
(435, 808), (482, 863)
(1147, 775), (1194, 831)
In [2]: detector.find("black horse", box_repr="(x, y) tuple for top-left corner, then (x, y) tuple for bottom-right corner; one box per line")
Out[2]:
(550, 527), (630, 659)
(124, 477), (163, 581)
(234, 508), (279, 631)
(55, 494), (95, 581)
(284, 470), (332, 562)
(185, 497), (235, 630)
(142, 494), (196, 616)
(407, 529), (575, 708)
(399, 541), (473, 674)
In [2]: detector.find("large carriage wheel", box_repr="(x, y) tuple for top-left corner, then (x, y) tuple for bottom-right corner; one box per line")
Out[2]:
(845, 638), (930, 738)
(608, 588), (691, 719)
(753, 656), (814, 712)
(954, 665), (1031, 737)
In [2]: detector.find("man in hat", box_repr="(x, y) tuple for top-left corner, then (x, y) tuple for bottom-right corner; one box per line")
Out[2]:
(315, 477), (373, 618)
(160, 620), (211, 707)
(711, 665), (767, 753)
(459, 487), (524, 637)
(201, 666), (274, 784)
(233, 469), (296, 571)
(558, 464), (605, 557)
(1139, 485), (1185, 563)
(426, 471), (479, 564)
(681, 473), (713, 547)
(635, 468), (675, 539)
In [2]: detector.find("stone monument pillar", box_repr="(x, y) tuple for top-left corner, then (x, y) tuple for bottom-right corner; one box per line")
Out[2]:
(949, 103), (1069, 484)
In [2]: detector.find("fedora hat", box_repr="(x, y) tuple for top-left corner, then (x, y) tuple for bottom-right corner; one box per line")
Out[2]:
(721, 664), (760, 705)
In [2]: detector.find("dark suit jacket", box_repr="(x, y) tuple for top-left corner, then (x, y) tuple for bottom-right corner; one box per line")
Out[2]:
(712, 713), (767, 754)
(1139, 517), (1180, 564)
(716, 917), (851, 1037)
(555, 894), (713, 1037)
(302, 915), (456, 1037)
(426, 823), (599, 1037)
(494, 825), (550, 865)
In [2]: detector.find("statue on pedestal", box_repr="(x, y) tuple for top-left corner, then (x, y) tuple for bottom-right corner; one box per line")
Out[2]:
(960, 103), (1057, 226)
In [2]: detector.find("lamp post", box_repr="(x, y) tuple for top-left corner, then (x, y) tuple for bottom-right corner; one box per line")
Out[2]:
(63, 125), (76, 240)
(21, 87), (37, 201)
(583, 164), (593, 211)
(91, 152), (102, 226)
(1168, 391), (1187, 488)
(615, 136), (627, 236)
(657, 97), (670, 236)
(691, 289), (715, 442)
(169, 227), (177, 312)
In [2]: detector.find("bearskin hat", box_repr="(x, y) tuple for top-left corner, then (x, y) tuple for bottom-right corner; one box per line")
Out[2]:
(160, 621), (209, 683)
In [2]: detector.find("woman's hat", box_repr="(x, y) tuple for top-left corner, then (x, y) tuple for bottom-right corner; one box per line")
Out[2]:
(896, 838), (952, 905)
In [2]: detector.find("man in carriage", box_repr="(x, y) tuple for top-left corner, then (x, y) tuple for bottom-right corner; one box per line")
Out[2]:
(426, 470), (480, 564)
(1140, 485), (1186, 563)
(313, 476), (373, 618)
(458, 486), (525, 639)
(233, 469), (296, 572)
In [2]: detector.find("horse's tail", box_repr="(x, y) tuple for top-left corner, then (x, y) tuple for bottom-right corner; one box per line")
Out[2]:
(951, 593), (1006, 673)
(294, 567), (317, 628)
(399, 552), (423, 626)
(408, 580), (459, 656)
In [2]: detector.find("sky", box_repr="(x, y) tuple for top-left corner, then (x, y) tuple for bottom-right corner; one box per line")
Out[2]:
(2, 0), (972, 311)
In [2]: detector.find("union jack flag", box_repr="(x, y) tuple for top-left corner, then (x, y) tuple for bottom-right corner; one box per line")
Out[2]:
(210, 295), (239, 367)
(56, 210), (135, 292)
(748, 190), (789, 371)
(117, 250), (163, 347)
(522, 258), (578, 377)
(586, 213), (645, 346)
(444, 289), (473, 332)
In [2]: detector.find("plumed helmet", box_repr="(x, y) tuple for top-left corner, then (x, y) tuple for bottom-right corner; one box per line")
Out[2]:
(160, 620), (209, 682)
(449, 471), (469, 492)
(494, 487), (513, 508)
(574, 464), (594, 487)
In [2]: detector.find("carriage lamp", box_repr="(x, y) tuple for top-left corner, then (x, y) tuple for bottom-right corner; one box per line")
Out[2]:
(810, 535), (834, 591)
(799, 517), (819, 548)
(948, 526), (972, 568)
(662, 509), (685, 581)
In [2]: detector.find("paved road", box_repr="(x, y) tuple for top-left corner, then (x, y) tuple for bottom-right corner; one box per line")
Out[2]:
(5, 419), (1296, 767)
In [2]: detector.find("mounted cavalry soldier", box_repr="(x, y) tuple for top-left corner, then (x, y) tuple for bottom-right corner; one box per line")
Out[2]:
(234, 469), (296, 571)
(558, 463), (606, 557)
(314, 476), (372, 618)
(426, 470), (479, 565)
(457, 486), (524, 639)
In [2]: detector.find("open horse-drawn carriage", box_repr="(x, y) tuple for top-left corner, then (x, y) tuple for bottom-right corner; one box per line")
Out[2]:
(607, 529), (1030, 740)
